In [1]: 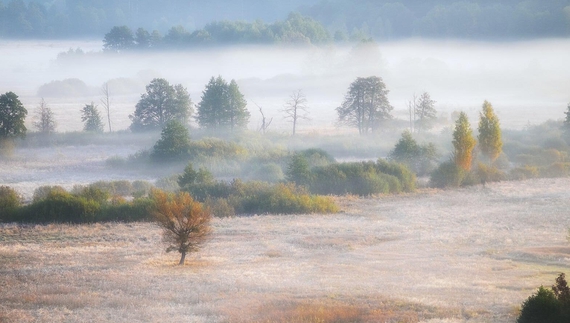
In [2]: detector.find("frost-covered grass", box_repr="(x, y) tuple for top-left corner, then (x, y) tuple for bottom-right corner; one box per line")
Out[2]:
(2, 178), (570, 322)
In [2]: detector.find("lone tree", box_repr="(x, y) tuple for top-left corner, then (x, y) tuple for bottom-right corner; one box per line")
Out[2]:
(151, 189), (212, 265)
(452, 112), (476, 171)
(81, 102), (104, 133)
(0, 92), (27, 140)
(33, 98), (56, 134)
(103, 26), (135, 52)
(336, 76), (393, 135)
(150, 120), (191, 162)
(477, 100), (502, 163)
(415, 92), (437, 134)
(282, 90), (309, 136)
(196, 76), (250, 130)
(130, 78), (192, 132)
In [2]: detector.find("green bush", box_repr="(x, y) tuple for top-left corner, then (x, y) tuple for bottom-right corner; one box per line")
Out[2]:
(540, 163), (570, 178)
(430, 160), (466, 188)
(33, 185), (67, 202)
(16, 191), (100, 223)
(98, 197), (155, 222)
(474, 162), (507, 184)
(518, 286), (563, 323)
(0, 186), (21, 221)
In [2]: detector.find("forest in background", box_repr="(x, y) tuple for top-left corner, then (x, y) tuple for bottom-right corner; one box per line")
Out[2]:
(1, 0), (569, 40)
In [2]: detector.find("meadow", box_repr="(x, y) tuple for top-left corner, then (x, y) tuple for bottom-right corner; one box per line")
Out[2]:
(2, 177), (569, 322)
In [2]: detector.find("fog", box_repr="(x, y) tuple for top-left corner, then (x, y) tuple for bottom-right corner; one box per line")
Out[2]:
(1, 39), (569, 132)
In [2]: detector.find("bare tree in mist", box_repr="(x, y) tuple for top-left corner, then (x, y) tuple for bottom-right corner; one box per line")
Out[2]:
(32, 98), (56, 134)
(407, 94), (417, 134)
(337, 76), (392, 135)
(253, 101), (272, 134)
(100, 83), (112, 132)
(282, 90), (309, 136)
(151, 189), (211, 265)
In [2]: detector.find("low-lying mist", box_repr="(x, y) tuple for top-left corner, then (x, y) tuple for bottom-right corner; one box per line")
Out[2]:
(1, 39), (569, 132)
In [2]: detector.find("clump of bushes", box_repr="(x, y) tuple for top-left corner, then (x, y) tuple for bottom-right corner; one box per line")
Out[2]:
(0, 186), (22, 221)
(517, 273), (570, 323)
(430, 161), (506, 188)
(286, 156), (415, 196)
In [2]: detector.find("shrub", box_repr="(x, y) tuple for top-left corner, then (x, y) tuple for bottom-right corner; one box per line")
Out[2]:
(474, 162), (507, 184)
(375, 159), (416, 192)
(33, 185), (67, 202)
(0, 186), (21, 221)
(430, 160), (466, 188)
(540, 162), (570, 178)
(17, 191), (100, 223)
(247, 162), (284, 182)
(204, 197), (235, 218)
(150, 120), (191, 162)
(517, 273), (570, 323)
(98, 197), (154, 222)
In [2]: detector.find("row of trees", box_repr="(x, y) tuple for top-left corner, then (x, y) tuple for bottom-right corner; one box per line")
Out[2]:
(103, 13), (331, 52)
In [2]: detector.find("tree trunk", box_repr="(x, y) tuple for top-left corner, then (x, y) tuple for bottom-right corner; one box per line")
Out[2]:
(178, 250), (186, 265)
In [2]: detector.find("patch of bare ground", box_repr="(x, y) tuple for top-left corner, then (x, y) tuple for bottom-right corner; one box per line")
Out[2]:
(2, 178), (570, 322)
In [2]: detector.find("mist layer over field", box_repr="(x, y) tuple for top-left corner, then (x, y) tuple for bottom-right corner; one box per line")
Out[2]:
(2, 178), (570, 322)
(1, 39), (568, 132)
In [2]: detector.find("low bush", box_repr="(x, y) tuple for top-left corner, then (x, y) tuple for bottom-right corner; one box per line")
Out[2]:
(0, 186), (21, 221)
(430, 160), (466, 188)
(15, 191), (100, 223)
(540, 162), (570, 178)
(509, 165), (539, 181)
(475, 162), (507, 184)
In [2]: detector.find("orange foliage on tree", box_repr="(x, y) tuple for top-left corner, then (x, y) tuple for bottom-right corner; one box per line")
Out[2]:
(151, 189), (211, 265)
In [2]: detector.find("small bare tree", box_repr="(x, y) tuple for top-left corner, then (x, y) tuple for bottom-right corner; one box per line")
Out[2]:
(252, 101), (272, 134)
(100, 82), (112, 132)
(33, 98), (56, 134)
(151, 189), (211, 265)
(282, 90), (309, 136)
(407, 94), (418, 134)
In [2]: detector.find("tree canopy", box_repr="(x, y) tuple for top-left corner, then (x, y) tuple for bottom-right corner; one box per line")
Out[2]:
(130, 78), (193, 132)
(336, 76), (393, 135)
(81, 102), (104, 133)
(196, 76), (250, 130)
(452, 112), (476, 171)
(477, 100), (502, 163)
(0, 92), (27, 140)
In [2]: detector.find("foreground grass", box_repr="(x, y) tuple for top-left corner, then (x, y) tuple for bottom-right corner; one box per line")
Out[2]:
(2, 178), (570, 322)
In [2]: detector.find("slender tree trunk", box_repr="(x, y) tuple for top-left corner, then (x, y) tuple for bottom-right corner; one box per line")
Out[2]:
(179, 250), (186, 265)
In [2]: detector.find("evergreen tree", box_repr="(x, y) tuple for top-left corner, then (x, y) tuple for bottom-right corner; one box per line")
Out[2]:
(477, 100), (502, 163)
(415, 92), (437, 134)
(81, 102), (103, 133)
(196, 76), (250, 130)
(150, 120), (191, 162)
(452, 112), (476, 171)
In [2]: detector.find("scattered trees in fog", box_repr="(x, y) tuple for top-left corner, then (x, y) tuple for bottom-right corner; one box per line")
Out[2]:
(477, 101), (502, 163)
(452, 112), (476, 171)
(282, 90), (309, 136)
(150, 120), (191, 162)
(130, 78), (193, 132)
(0, 92), (27, 140)
(337, 76), (393, 135)
(563, 103), (570, 135)
(81, 103), (104, 133)
(151, 189), (212, 265)
(196, 76), (249, 130)
(32, 98), (56, 134)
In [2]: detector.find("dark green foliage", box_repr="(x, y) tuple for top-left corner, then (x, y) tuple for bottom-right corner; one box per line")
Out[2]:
(297, 148), (336, 168)
(0, 186), (21, 221)
(518, 274), (570, 323)
(81, 102), (104, 133)
(130, 78), (192, 132)
(375, 159), (416, 192)
(196, 77), (250, 130)
(16, 190), (100, 224)
(0, 92), (27, 139)
(97, 198), (155, 222)
(150, 120), (191, 162)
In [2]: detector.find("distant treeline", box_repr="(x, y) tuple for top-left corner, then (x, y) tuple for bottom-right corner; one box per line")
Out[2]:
(0, 0), (568, 40)
(103, 13), (332, 51)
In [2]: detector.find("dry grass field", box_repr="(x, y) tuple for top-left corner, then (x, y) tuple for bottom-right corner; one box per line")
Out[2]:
(1, 177), (570, 322)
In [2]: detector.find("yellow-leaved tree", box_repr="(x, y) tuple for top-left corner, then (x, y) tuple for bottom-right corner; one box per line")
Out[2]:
(151, 189), (211, 265)
(452, 112), (476, 171)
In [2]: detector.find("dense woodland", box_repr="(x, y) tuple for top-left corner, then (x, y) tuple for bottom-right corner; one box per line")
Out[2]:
(1, 0), (569, 40)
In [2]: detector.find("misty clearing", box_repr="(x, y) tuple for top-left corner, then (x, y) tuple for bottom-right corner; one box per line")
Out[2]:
(2, 177), (570, 323)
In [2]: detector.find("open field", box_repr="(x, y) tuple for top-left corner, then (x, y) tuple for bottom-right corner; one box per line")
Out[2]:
(1, 177), (569, 322)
